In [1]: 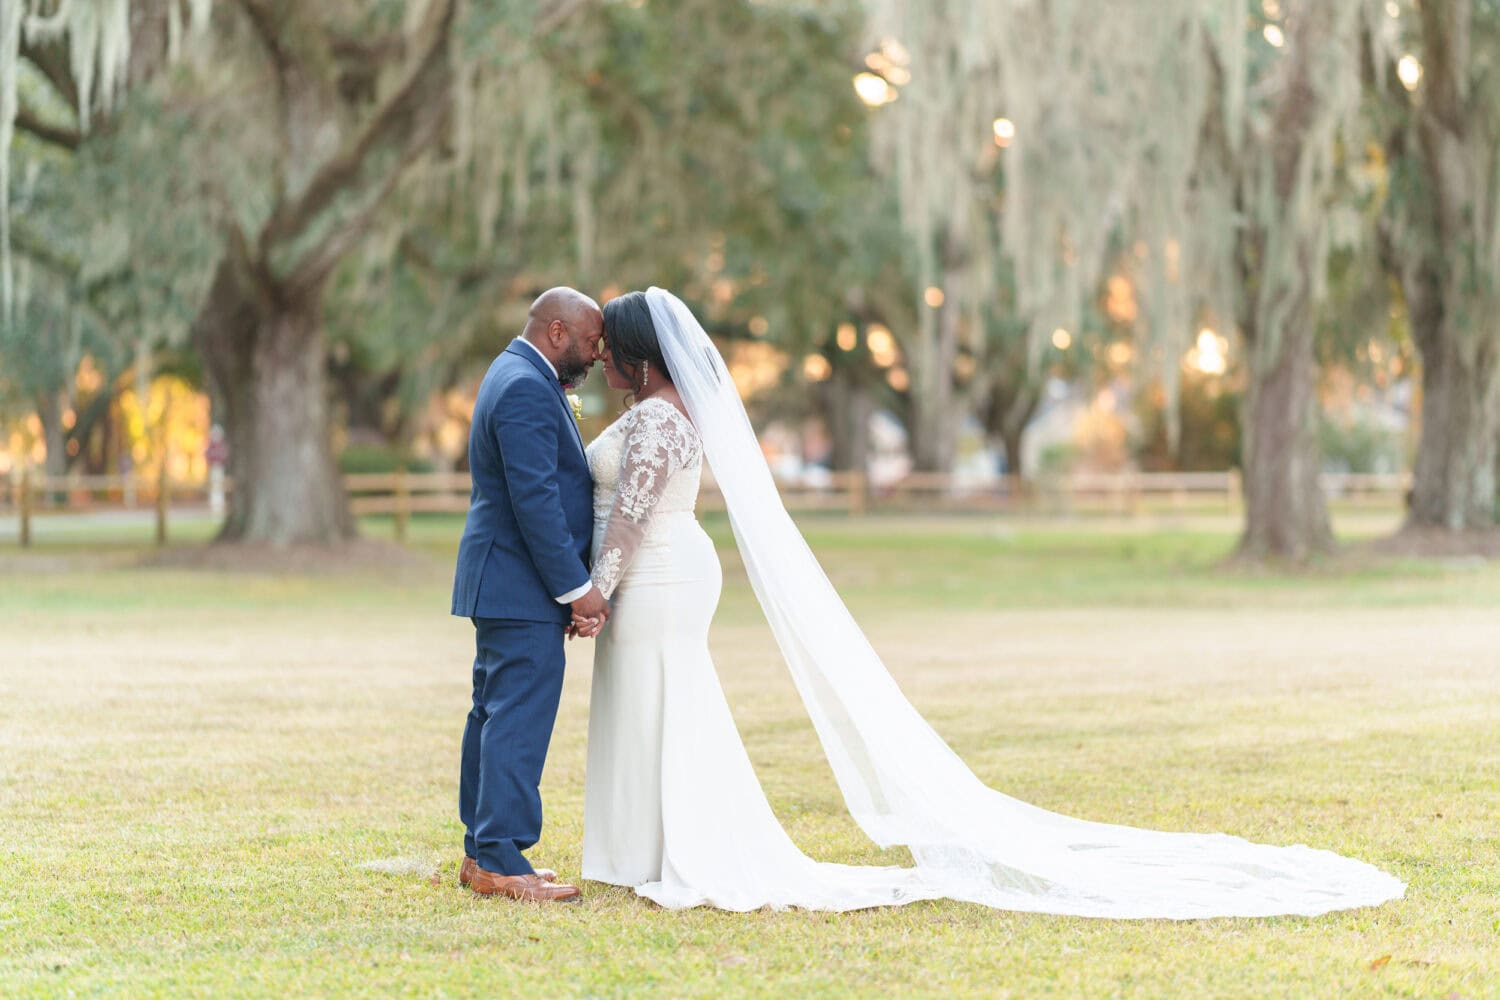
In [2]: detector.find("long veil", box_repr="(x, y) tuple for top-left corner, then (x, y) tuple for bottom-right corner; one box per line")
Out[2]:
(645, 287), (1404, 918)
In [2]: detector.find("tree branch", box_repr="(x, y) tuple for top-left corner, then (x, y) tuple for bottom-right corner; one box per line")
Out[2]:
(11, 220), (83, 279)
(18, 36), (79, 112)
(328, 32), (408, 70)
(232, 0), (300, 78)
(224, 212), (278, 310)
(231, 0), (300, 210)
(261, 0), (457, 297)
(14, 106), (81, 151)
(1418, 0), (1468, 130)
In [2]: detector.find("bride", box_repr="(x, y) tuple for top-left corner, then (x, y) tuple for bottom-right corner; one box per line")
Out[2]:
(573, 287), (1404, 917)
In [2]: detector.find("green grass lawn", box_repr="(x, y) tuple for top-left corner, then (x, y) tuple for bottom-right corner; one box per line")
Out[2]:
(2, 515), (1498, 997)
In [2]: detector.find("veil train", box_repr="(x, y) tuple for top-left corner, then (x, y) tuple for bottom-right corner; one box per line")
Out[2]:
(645, 286), (1404, 918)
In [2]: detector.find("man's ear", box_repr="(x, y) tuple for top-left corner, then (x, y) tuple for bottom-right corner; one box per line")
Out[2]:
(549, 319), (569, 346)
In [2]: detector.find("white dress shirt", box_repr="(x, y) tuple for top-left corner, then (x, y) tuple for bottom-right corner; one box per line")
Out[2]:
(513, 336), (558, 379)
(512, 337), (593, 606)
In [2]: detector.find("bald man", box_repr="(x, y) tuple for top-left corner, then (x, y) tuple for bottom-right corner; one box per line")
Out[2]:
(451, 287), (608, 902)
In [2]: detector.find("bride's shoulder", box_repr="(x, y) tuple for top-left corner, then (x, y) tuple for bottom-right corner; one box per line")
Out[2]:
(633, 395), (693, 428)
(627, 396), (702, 457)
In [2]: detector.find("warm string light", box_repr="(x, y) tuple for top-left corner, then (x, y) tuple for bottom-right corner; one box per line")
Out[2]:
(855, 38), (910, 107)
(867, 324), (899, 367)
(1104, 275), (1138, 324)
(1397, 54), (1422, 90)
(1187, 328), (1228, 375)
(865, 52), (910, 86)
(854, 72), (896, 107)
(803, 355), (832, 382)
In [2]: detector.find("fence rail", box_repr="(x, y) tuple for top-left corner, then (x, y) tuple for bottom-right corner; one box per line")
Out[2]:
(1, 468), (1411, 546)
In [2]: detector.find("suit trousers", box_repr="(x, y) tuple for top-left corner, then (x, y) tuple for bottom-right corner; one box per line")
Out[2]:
(459, 617), (567, 875)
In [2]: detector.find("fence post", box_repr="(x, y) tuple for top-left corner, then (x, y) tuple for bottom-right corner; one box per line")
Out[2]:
(847, 469), (868, 517)
(394, 466), (410, 543)
(155, 461), (169, 547)
(19, 466), (32, 548)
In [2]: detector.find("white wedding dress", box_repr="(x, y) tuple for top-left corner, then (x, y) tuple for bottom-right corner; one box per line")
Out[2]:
(582, 397), (937, 910)
(578, 288), (1405, 917)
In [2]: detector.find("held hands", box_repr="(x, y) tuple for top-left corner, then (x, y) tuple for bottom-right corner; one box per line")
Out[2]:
(568, 615), (606, 639)
(568, 585), (610, 640)
(567, 618), (604, 640)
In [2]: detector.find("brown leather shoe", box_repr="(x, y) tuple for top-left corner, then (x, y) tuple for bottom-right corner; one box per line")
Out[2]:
(468, 866), (581, 902)
(460, 856), (556, 886)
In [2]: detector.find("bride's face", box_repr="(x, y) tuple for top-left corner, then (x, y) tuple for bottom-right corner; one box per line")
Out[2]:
(600, 338), (636, 391)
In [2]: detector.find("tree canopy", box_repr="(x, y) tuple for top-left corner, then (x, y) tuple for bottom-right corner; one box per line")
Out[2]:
(4, 0), (1498, 553)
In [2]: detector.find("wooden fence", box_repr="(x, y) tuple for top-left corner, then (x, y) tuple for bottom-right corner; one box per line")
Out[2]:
(1, 467), (1410, 547)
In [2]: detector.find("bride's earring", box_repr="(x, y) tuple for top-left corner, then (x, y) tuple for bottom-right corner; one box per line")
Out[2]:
(641, 360), (650, 392)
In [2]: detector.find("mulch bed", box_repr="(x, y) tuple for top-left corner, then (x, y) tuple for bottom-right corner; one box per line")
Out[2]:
(1359, 526), (1500, 561)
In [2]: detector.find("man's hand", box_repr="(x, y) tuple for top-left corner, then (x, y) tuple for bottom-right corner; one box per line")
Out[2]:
(569, 585), (609, 638)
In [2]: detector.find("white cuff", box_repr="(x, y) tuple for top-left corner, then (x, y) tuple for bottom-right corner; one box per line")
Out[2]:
(555, 581), (593, 605)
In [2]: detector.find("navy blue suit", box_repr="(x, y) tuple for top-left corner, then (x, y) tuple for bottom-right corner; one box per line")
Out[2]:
(452, 340), (593, 875)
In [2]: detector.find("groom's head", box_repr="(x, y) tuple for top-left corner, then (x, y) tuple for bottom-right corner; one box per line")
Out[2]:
(523, 286), (604, 387)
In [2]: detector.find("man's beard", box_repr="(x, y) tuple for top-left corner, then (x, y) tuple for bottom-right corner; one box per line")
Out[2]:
(557, 346), (593, 389)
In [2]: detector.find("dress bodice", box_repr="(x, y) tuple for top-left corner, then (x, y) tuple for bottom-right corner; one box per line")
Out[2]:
(585, 396), (704, 598)
(587, 397), (703, 521)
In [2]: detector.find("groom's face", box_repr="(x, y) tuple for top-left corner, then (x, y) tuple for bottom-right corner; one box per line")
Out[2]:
(556, 312), (605, 388)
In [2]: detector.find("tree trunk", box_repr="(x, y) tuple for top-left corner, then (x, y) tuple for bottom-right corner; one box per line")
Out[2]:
(999, 424), (1025, 479)
(1406, 315), (1500, 529)
(1494, 424), (1500, 512)
(909, 264), (965, 473)
(988, 385), (1038, 479)
(331, 360), (403, 448)
(1238, 312), (1333, 559)
(36, 392), (68, 480)
(908, 400), (954, 473)
(196, 259), (353, 545)
(1230, 0), (1343, 561)
(1385, 0), (1500, 533)
(182, 0), (454, 545)
(825, 366), (871, 475)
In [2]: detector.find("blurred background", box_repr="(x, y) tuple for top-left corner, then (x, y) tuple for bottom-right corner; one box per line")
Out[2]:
(0, 0), (1495, 559)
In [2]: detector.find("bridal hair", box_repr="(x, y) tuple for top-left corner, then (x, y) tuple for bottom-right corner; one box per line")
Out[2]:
(603, 291), (669, 393)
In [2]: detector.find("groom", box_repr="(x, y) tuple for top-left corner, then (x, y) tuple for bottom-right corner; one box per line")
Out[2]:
(451, 287), (609, 903)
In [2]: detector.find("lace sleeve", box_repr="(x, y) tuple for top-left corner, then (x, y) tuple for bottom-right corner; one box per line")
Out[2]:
(592, 400), (698, 600)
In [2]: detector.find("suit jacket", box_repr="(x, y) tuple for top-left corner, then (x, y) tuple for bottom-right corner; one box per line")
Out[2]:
(451, 341), (593, 623)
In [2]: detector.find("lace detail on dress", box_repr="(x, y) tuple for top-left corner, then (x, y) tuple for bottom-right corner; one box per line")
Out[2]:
(592, 548), (623, 597)
(588, 397), (703, 599)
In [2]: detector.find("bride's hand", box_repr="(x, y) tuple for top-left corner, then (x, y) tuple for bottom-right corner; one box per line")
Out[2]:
(571, 614), (605, 638)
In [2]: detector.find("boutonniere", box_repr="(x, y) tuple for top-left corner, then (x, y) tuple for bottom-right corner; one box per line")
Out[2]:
(567, 393), (584, 424)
